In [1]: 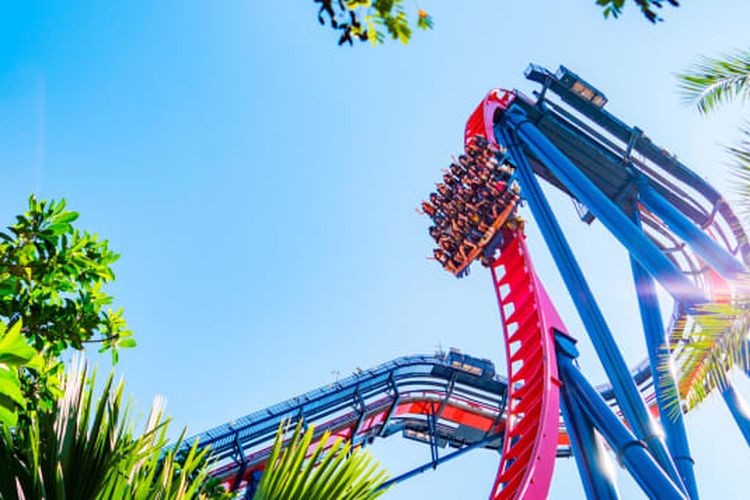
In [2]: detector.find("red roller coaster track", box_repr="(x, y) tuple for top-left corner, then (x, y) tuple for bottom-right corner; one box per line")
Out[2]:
(490, 228), (563, 499)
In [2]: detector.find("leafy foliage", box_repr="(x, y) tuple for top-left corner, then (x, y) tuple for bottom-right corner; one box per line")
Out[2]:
(255, 420), (390, 499)
(0, 319), (41, 426)
(313, 0), (679, 47)
(0, 195), (131, 415)
(0, 198), (226, 497)
(597, 0), (679, 22)
(667, 50), (750, 414)
(0, 358), (222, 499)
(0, 195), (131, 358)
(314, 0), (432, 46)
(662, 300), (750, 413)
(677, 50), (750, 114)
(727, 126), (750, 222)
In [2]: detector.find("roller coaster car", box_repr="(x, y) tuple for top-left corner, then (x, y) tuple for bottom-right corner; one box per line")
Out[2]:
(554, 65), (608, 109)
(447, 349), (496, 380)
(450, 191), (519, 277)
(422, 135), (521, 277)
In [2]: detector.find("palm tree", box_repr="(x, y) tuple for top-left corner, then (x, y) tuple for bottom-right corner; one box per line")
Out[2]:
(672, 53), (750, 410)
(677, 51), (750, 218)
(0, 357), (223, 499)
(254, 420), (390, 499)
(663, 299), (750, 413)
(677, 51), (750, 115)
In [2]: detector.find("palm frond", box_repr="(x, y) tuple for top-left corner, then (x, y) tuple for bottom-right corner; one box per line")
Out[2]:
(255, 420), (390, 500)
(665, 290), (750, 413)
(726, 126), (750, 227)
(0, 357), (220, 499)
(676, 50), (750, 114)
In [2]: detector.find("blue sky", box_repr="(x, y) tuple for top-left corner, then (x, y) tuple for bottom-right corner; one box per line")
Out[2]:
(2, 1), (750, 498)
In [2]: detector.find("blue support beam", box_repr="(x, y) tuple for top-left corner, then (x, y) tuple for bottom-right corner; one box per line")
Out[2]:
(435, 373), (457, 420)
(556, 334), (619, 499)
(350, 385), (367, 446)
(497, 123), (686, 493)
(378, 373), (400, 437)
(721, 379), (750, 447)
(375, 433), (503, 492)
(502, 109), (706, 307)
(427, 409), (439, 468)
(230, 433), (248, 492)
(556, 333), (687, 500)
(630, 247), (698, 499)
(639, 183), (745, 280)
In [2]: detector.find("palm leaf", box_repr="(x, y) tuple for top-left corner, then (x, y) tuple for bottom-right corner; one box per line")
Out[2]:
(663, 291), (750, 413)
(676, 50), (750, 114)
(1, 357), (220, 499)
(726, 126), (750, 226)
(255, 420), (390, 500)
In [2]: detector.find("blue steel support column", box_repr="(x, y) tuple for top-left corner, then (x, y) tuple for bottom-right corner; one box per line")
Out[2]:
(497, 124), (686, 492)
(502, 110), (706, 307)
(721, 379), (750, 447)
(639, 183), (744, 280)
(379, 373), (400, 437)
(557, 344), (687, 500)
(556, 334), (619, 500)
(230, 433), (247, 492)
(376, 433), (503, 491)
(630, 246), (698, 499)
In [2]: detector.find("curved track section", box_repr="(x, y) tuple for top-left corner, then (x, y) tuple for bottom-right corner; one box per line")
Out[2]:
(463, 68), (750, 409)
(189, 64), (750, 499)
(489, 229), (562, 499)
(191, 349), (658, 495)
(454, 64), (750, 497)
(184, 354), (507, 491)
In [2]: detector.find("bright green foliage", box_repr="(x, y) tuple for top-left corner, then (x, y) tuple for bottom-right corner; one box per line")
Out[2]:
(0, 320), (41, 426)
(316, 0), (677, 47)
(596, 0), (679, 22)
(0, 198), (224, 498)
(0, 359), (221, 499)
(370, 0), (411, 45)
(255, 420), (390, 499)
(677, 50), (750, 114)
(669, 50), (750, 414)
(727, 127), (750, 220)
(416, 9), (433, 31)
(0, 195), (131, 415)
(0, 195), (132, 359)
(661, 299), (750, 414)
(316, 0), (432, 46)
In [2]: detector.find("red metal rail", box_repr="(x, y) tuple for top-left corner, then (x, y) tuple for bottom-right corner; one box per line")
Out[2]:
(213, 391), (505, 489)
(489, 229), (563, 499)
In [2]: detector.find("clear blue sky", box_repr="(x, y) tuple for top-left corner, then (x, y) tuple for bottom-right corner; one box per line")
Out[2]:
(1, 1), (749, 498)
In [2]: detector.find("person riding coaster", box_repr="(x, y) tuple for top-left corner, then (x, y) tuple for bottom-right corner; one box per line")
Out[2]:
(421, 135), (522, 276)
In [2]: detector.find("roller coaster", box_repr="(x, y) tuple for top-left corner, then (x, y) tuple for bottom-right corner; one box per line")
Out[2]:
(186, 65), (750, 498)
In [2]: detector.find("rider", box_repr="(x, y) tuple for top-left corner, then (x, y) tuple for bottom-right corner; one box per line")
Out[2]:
(417, 200), (437, 217)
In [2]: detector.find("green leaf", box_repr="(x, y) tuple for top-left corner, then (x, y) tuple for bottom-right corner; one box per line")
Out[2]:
(46, 223), (72, 236)
(255, 419), (389, 499)
(677, 51), (750, 114)
(0, 398), (18, 426)
(0, 320), (37, 365)
(53, 211), (79, 224)
(118, 339), (136, 349)
(0, 368), (24, 406)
